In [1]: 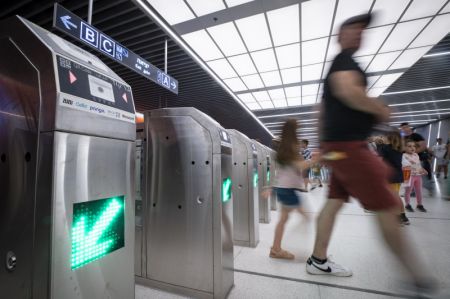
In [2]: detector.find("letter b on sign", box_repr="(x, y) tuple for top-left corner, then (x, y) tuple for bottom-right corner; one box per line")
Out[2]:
(80, 23), (98, 47)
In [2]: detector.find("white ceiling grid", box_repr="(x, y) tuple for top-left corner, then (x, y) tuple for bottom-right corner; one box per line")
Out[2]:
(148, 0), (450, 139)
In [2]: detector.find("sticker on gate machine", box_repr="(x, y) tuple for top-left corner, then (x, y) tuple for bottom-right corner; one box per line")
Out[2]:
(59, 93), (135, 123)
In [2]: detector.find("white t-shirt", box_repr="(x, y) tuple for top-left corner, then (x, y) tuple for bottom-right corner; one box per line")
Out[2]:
(402, 153), (422, 175)
(432, 144), (447, 159)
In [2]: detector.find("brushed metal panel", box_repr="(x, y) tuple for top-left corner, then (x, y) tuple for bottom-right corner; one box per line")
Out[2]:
(0, 39), (40, 299)
(254, 142), (271, 223)
(145, 117), (215, 293)
(51, 132), (135, 299)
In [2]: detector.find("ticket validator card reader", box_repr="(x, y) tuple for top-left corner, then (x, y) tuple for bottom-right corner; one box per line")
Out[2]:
(0, 17), (135, 299)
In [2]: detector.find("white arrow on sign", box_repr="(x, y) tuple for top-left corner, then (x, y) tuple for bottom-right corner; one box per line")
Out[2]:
(171, 81), (177, 89)
(60, 15), (77, 30)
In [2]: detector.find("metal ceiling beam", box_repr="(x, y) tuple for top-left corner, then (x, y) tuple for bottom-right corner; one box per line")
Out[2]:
(172, 0), (310, 35)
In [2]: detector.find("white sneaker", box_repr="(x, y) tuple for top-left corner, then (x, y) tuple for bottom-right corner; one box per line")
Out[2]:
(306, 256), (353, 277)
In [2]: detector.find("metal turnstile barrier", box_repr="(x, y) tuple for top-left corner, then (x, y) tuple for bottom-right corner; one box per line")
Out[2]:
(228, 130), (259, 248)
(135, 107), (234, 299)
(0, 16), (136, 299)
(253, 141), (271, 223)
(264, 146), (278, 211)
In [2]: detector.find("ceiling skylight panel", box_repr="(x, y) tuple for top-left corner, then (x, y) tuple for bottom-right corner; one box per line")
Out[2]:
(281, 67), (301, 84)
(207, 59), (237, 79)
(322, 62), (332, 79)
(267, 4), (300, 46)
(357, 25), (394, 56)
(332, 0), (373, 34)
(287, 97), (302, 106)
(380, 18), (431, 52)
(273, 100), (288, 108)
(410, 14), (450, 48)
(302, 64), (323, 81)
(259, 101), (275, 109)
(260, 71), (282, 86)
(252, 91), (271, 101)
(239, 93), (256, 103)
(186, 0), (226, 17)
(250, 49), (278, 72)
(226, 0), (254, 7)
(367, 76), (380, 89)
(326, 36), (340, 61)
(389, 46), (432, 69)
(228, 53), (257, 76)
(301, 0), (335, 40)
(207, 22), (247, 56)
(241, 74), (264, 89)
(285, 86), (301, 98)
(302, 38), (328, 65)
(182, 30), (223, 61)
(302, 96), (317, 105)
(354, 55), (374, 71)
(370, 0), (410, 27)
(147, 0), (195, 25)
(401, 0), (447, 21)
(268, 88), (285, 100)
(224, 77), (247, 91)
(302, 84), (320, 96)
(366, 52), (401, 73)
(246, 102), (262, 110)
(235, 14), (272, 51)
(276, 44), (301, 69)
(443, 2), (450, 13)
(368, 87), (387, 97)
(373, 73), (403, 88)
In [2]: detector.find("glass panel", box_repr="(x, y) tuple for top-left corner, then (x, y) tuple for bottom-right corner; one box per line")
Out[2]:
(366, 52), (401, 73)
(208, 22), (247, 56)
(370, 0), (410, 27)
(285, 86), (301, 97)
(401, 0), (448, 21)
(252, 90), (271, 101)
(332, 0), (373, 34)
(239, 93), (256, 103)
(302, 38), (328, 65)
(273, 99), (288, 108)
(259, 101), (274, 109)
(207, 59), (237, 79)
(182, 30), (223, 61)
(410, 15), (450, 48)
(260, 71), (282, 86)
(267, 4), (300, 46)
(372, 73), (403, 88)
(235, 13), (272, 51)
(187, 0), (226, 17)
(250, 49), (278, 72)
(302, 64), (323, 81)
(246, 102), (262, 110)
(224, 77), (247, 91)
(276, 43), (301, 68)
(281, 67), (301, 84)
(147, 0), (195, 25)
(228, 53), (257, 76)
(268, 88), (285, 100)
(389, 46), (432, 69)
(287, 97), (302, 106)
(301, 0), (335, 40)
(302, 83), (320, 96)
(241, 74), (264, 88)
(356, 25), (394, 56)
(302, 95), (317, 105)
(380, 18), (430, 52)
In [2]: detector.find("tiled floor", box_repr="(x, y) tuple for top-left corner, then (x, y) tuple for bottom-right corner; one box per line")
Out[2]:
(136, 179), (450, 298)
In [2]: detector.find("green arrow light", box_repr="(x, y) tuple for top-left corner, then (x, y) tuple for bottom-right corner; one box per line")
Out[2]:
(253, 172), (259, 188)
(267, 169), (270, 183)
(71, 196), (125, 270)
(222, 177), (232, 203)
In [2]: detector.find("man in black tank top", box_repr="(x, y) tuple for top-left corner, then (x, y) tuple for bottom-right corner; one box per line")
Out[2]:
(306, 13), (435, 293)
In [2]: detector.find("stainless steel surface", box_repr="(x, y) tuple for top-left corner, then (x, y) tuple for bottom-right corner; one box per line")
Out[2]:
(138, 107), (234, 298)
(0, 16), (135, 299)
(228, 130), (259, 248)
(135, 138), (144, 277)
(265, 146), (278, 211)
(253, 141), (271, 224)
(51, 132), (135, 299)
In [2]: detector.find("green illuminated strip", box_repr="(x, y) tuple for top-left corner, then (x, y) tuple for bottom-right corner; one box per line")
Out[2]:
(222, 177), (232, 203)
(71, 197), (124, 270)
(253, 172), (259, 188)
(267, 169), (270, 183)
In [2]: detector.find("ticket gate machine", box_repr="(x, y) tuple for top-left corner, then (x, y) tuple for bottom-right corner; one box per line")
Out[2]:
(135, 107), (234, 299)
(228, 129), (259, 247)
(264, 146), (278, 211)
(253, 141), (271, 223)
(0, 17), (136, 299)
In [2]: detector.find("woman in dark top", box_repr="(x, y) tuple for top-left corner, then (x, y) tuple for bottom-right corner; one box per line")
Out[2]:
(379, 131), (410, 225)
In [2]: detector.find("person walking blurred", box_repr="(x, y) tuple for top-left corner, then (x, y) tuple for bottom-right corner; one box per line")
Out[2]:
(269, 120), (317, 260)
(306, 13), (435, 295)
(432, 138), (448, 179)
(300, 139), (312, 191)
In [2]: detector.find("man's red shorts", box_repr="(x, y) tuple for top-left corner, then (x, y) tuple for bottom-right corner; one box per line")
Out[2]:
(322, 141), (401, 211)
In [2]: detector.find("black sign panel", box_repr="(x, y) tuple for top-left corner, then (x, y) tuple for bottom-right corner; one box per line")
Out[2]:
(53, 3), (179, 94)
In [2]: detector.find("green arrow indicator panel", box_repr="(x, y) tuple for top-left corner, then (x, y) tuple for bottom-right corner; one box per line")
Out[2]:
(71, 196), (125, 270)
(222, 177), (232, 203)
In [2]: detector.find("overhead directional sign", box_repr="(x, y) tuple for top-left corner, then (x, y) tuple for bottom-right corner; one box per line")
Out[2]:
(53, 3), (178, 94)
